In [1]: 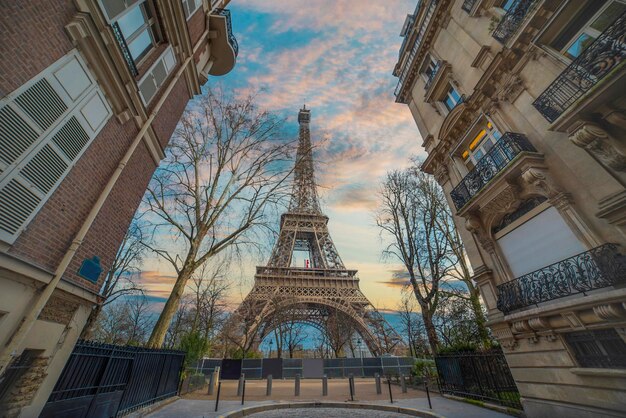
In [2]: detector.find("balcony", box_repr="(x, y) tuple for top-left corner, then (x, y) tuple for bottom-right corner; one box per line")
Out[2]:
(533, 10), (626, 123)
(208, 9), (238, 76)
(492, 0), (536, 44)
(111, 22), (139, 77)
(450, 133), (537, 210)
(497, 244), (626, 315)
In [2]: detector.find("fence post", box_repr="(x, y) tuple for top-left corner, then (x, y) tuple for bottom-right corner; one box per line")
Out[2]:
(348, 374), (354, 401)
(322, 374), (328, 396)
(425, 379), (432, 409)
(295, 373), (301, 396)
(266, 374), (273, 396)
(387, 378), (393, 404)
(375, 373), (381, 394)
(207, 370), (215, 395)
(401, 374), (407, 393)
(241, 378), (246, 405)
(237, 373), (245, 396)
(214, 381), (222, 412)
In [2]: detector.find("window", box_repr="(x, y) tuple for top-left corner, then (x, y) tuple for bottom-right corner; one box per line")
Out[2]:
(421, 56), (440, 89)
(563, 1), (625, 59)
(182, 0), (203, 19)
(461, 120), (502, 169)
(137, 46), (177, 104)
(564, 329), (626, 369)
(443, 84), (462, 112)
(116, 2), (161, 63)
(0, 51), (111, 244)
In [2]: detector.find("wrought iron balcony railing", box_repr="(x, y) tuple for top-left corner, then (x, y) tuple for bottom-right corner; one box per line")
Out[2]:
(424, 61), (441, 90)
(492, 0), (536, 44)
(214, 8), (239, 57)
(450, 132), (536, 210)
(533, 10), (626, 123)
(497, 244), (626, 314)
(461, 0), (478, 13)
(111, 22), (139, 77)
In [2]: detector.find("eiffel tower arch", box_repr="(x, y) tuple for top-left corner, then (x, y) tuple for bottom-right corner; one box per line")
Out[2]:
(227, 106), (401, 356)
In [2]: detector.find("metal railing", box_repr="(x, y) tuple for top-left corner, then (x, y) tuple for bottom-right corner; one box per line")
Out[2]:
(496, 244), (626, 314)
(461, 0), (477, 13)
(41, 340), (185, 417)
(111, 22), (139, 77)
(424, 61), (441, 90)
(214, 9), (239, 57)
(492, 0), (536, 44)
(435, 349), (521, 409)
(564, 329), (626, 369)
(533, 10), (626, 123)
(394, 0), (439, 102)
(450, 132), (537, 210)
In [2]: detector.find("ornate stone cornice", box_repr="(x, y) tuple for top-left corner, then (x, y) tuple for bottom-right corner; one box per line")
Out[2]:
(570, 122), (626, 172)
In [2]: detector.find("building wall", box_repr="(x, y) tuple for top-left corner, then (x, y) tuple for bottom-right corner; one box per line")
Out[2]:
(0, 0), (238, 416)
(396, 0), (626, 416)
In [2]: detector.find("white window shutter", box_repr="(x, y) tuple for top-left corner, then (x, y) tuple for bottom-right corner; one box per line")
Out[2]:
(0, 51), (111, 244)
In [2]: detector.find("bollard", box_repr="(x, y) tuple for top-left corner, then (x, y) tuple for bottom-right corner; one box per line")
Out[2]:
(348, 374), (354, 401)
(387, 378), (393, 404)
(295, 374), (301, 396)
(207, 370), (215, 395)
(322, 375), (328, 396)
(375, 373), (382, 395)
(237, 373), (245, 396)
(425, 380), (432, 409)
(214, 381), (222, 412)
(266, 374), (273, 396)
(401, 374), (407, 393)
(241, 379), (246, 405)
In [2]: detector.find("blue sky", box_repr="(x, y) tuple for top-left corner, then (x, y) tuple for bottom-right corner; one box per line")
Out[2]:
(138, 0), (424, 311)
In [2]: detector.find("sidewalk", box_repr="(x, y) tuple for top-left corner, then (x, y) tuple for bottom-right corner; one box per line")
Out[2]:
(143, 379), (515, 418)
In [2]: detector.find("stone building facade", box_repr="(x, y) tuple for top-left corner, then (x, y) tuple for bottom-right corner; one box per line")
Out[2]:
(0, 0), (237, 416)
(393, 0), (626, 416)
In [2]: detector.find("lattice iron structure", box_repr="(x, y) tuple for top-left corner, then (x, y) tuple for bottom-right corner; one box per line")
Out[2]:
(229, 107), (401, 356)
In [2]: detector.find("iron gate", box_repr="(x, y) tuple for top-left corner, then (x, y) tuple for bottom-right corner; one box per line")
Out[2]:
(40, 340), (185, 417)
(435, 349), (521, 409)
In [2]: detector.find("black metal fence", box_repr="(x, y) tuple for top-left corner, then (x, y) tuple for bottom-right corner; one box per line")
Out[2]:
(435, 350), (521, 409)
(40, 340), (185, 418)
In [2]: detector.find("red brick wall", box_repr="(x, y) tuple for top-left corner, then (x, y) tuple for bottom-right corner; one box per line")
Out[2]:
(187, 8), (206, 47)
(65, 143), (156, 291)
(10, 118), (139, 279)
(153, 76), (190, 148)
(0, 0), (75, 96)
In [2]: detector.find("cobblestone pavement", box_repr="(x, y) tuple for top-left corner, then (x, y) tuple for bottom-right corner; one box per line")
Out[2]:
(246, 407), (410, 417)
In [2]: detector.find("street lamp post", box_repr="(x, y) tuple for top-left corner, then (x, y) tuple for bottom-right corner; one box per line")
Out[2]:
(268, 339), (273, 358)
(357, 339), (363, 358)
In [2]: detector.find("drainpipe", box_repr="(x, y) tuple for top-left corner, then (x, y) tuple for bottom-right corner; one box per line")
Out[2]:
(0, 56), (193, 375)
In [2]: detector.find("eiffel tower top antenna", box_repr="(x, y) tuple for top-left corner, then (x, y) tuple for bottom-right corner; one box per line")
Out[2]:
(290, 105), (321, 214)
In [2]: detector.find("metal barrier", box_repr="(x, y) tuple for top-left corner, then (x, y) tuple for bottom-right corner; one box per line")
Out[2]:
(196, 357), (415, 379)
(40, 340), (185, 417)
(435, 349), (521, 409)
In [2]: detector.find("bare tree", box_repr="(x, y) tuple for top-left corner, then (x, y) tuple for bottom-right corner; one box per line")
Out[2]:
(397, 293), (428, 357)
(377, 166), (448, 353)
(141, 88), (296, 348)
(321, 311), (354, 357)
(283, 321), (308, 358)
(81, 222), (145, 339)
(91, 294), (153, 346)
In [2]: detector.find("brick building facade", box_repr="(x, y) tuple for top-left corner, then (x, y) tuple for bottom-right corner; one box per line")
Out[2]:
(0, 0), (237, 416)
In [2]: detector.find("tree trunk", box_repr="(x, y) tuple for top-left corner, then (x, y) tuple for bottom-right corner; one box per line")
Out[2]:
(421, 307), (439, 355)
(80, 303), (103, 340)
(469, 287), (491, 348)
(147, 267), (193, 348)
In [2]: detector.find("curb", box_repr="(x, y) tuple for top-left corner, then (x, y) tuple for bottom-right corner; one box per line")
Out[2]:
(217, 401), (447, 417)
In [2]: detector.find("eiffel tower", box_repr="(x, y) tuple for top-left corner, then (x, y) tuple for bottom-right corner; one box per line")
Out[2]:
(228, 106), (400, 356)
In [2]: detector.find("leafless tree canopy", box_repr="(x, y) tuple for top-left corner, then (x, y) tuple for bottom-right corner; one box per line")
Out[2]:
(142, 87), (296, 347)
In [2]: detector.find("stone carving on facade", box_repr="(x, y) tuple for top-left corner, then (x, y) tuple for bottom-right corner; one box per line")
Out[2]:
(593, 303), (626, 321)
(480, 183), (522, 229)
(520, 166), (561, 199)
(496, 74), (525, 104)
(433, 164), (449, 185)
(570, 122), (626, 171)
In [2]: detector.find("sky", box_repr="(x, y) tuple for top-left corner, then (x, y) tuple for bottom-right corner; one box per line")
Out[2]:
(137, 0), (424, 312)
